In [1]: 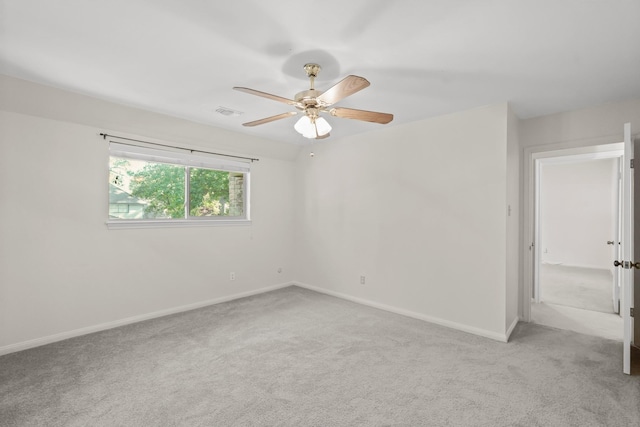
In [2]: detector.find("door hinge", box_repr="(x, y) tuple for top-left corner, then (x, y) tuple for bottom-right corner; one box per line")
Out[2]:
(631, 307), (634, 318)
(631, 159), (634, 168)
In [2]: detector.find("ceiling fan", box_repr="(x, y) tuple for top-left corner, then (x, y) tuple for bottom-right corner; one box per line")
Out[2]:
(233, 63), (393, 140)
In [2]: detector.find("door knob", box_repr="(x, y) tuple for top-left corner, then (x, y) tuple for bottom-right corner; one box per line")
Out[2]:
(607, 240), (615, 245)
(613, 260), (640, 269)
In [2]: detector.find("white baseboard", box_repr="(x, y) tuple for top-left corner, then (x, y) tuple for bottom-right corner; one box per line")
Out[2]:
(541, 262), (611, 271)
(505, 316), (519, 342)
(2, 281), (516, 355)
(0, 282), (294, 356)
(294, 282), (511, 343)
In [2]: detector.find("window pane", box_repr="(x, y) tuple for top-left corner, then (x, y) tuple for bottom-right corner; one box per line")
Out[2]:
(109, 157), (185, 219)
(189, 168), (244, 217)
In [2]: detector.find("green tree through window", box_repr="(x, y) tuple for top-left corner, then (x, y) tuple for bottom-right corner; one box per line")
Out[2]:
(109, 157), (244, 219)
(128, 164), (231, 218)
(108, 144), (248, 224)
(189, 168), (230, 216)
(129, 163), (186, 218)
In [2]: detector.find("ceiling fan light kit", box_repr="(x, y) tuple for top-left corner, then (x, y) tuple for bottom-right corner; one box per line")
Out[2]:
(294, 115), (332, 139)
(233, 63), (393, 140)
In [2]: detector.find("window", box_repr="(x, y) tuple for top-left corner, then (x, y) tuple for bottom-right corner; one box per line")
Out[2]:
(107, 141), (250, 228)
(109, 204), (130, 214)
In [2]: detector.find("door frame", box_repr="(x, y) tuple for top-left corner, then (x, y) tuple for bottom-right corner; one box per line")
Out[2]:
(523, 141), (624, 322)
(622, 123), (634, 374)
(533, 150), (623, 304)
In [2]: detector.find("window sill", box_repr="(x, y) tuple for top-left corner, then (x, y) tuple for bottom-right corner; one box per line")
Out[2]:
(106, 219), (251, 230)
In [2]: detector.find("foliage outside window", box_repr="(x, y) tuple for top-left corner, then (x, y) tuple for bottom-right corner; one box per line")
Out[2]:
(107, 142), (250, 227)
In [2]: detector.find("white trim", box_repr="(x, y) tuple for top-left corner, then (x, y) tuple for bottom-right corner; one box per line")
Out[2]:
(523, 141), (627, 323)
(0, 282), (293, 356)
(294, 282), (511, 343)
(622, 122), (633, 375)
(533, 159), (541, 304)
(505, 316), (519, 342)
(539, 262), (616, 270)
(106, 219), (252, 230)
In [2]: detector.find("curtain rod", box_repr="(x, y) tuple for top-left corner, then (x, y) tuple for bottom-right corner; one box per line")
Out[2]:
(99, 133), (259, 162)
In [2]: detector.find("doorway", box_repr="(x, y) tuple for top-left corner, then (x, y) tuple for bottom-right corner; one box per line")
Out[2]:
(529, 145), (624, 340)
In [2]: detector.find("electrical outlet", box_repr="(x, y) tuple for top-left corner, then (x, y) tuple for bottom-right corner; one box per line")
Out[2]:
(360, 276), (366, 285)
(230, 272), (236, 281)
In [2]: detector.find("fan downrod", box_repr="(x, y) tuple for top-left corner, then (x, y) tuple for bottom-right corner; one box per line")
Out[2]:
(295, 63), (323, 107)
(303, 63), (321, 90)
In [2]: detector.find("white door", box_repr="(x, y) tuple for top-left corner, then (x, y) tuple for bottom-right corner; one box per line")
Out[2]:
(621, 122), (634, 375)
(612, 159), (621, 314)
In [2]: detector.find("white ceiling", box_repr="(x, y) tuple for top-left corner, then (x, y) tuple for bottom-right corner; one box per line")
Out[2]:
(1, 0), (639, 145)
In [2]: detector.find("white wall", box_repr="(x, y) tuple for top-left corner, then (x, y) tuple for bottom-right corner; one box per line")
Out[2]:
(520, 99), (640, 149)
(540, 158), (617, 269)
(294, 103), (515, 340)
(13, 76), (639, 351)
(0, 75), (299, 162)
(1, 77), (521, 352)
(505, 106), (520, 332)
(0, 80), (298, 354)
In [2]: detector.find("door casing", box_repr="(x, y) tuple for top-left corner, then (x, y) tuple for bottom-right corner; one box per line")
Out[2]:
(523, 142), (624, 322)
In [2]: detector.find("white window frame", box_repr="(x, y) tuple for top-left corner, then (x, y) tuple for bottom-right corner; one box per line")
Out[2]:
(107, 142), (251, 230)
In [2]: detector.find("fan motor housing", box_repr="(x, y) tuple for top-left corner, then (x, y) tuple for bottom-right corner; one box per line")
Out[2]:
(295, 89), (323, 107)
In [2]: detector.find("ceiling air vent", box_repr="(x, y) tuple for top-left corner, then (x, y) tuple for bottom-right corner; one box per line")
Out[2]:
(216, 106), (243, 117)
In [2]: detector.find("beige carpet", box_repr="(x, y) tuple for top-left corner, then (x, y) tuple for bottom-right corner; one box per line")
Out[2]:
(540, 264), (614, 313)
(1, 286), (639, 426)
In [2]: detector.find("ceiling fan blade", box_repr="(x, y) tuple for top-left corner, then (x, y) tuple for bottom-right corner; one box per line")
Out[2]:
(233, 87), (300, 106)
(329, 107), (393, 124)
(316, 75), (370, 106)
(242, 112), (297, 127)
